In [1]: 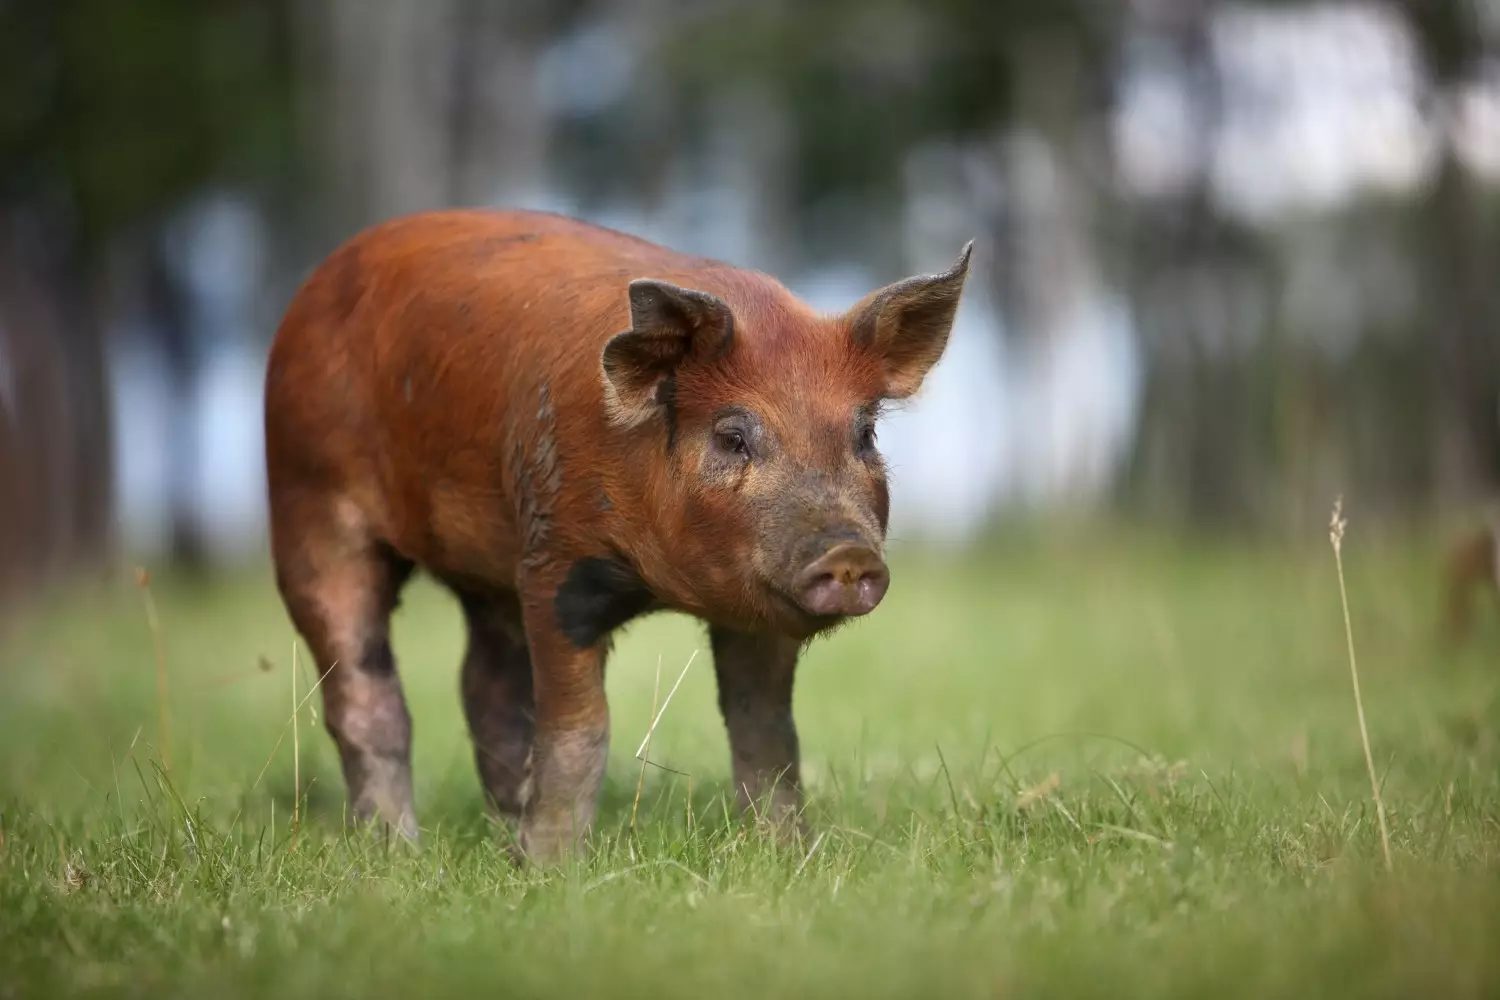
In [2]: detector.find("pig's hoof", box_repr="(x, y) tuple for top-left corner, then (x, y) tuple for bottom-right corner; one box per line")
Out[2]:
(516, 818), (587, 866)
(349, 800), (421, 846)
(393, 814), (421, 844)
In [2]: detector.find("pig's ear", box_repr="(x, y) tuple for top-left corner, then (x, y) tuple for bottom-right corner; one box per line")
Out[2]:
(848, 242), (972, 399)
(602, 280), (735, 427)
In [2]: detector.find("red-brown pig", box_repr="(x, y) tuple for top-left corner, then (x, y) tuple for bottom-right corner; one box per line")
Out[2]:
(265, 210), (970, 861)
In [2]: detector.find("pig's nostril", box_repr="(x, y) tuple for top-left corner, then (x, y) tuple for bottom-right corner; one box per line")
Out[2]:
(793, 544), (889, 617)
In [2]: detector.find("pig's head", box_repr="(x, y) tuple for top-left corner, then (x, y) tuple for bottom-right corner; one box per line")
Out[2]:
(602, 244), (971, 637)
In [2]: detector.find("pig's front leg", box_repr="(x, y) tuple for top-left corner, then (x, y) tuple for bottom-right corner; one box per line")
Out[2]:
(709, 626), (805, 834)
(517, 589), (609, 864)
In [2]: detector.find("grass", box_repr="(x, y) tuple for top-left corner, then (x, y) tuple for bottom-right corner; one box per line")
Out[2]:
(2, 526), (1498, 998)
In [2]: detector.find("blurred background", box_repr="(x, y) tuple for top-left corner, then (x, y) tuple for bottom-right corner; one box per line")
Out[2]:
(1, 0), (1497, 602)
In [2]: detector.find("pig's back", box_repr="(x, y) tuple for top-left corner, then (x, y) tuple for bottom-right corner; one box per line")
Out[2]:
(264, 210), (716, 581)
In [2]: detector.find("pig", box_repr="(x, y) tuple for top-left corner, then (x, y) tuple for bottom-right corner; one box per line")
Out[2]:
(264, 210), (970, 861)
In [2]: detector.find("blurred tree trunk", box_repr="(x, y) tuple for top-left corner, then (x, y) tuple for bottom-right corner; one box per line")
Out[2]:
(1120, 197), (1275, 526)
(1000, 29), (1116, 504)
(1115, 7), (1271, 527)
(1425, 157), (1500, 505)
(142, 235), (206, 570)
(0, 213), (114, 597)
(294, 0), (553, 241)
(1408, 0), (1500, 504)
(449, 0), (547, 206)
(295, 0), (458, 238)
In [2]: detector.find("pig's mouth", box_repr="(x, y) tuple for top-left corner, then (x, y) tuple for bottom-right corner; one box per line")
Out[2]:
(762, 582), (849, 638)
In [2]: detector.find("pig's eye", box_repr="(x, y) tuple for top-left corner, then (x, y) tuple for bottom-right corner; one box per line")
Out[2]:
(715, 428), (750, 458)
(856, 422), (878, 454)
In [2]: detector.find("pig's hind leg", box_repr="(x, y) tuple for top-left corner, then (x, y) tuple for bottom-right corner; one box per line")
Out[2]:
(455, 589), (536, 818)
(270, 496), (418, 839)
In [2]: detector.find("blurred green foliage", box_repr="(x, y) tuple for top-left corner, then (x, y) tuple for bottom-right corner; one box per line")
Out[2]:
(662, 0), (1110, 209)
(0, 0), (297, 252)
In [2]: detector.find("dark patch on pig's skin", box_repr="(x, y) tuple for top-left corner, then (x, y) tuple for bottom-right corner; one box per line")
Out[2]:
(555, 556), (657, 648)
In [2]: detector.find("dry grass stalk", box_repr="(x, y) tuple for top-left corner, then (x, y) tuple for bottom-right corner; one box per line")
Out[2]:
(248, 659), (336, 795)
(134, 567), (172, 773)
(1328, 496), (1393, 872)
(291, 640), (302, 832)
(630, 654), (665, 831)
(625, 648), (699, 813)
(633, 649), (699, 759)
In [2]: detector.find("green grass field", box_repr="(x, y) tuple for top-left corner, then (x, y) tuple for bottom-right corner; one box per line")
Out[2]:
(3, 527), (1498, 998)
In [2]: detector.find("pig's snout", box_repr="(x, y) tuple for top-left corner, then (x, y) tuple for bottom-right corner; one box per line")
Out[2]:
(793, 542), (889, 617)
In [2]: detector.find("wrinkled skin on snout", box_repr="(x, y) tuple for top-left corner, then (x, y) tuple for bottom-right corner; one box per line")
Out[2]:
(266, 209), (970, 866)
(602, 246), (972, 640)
